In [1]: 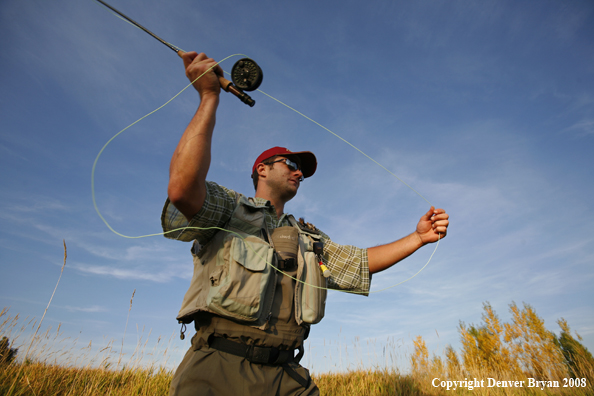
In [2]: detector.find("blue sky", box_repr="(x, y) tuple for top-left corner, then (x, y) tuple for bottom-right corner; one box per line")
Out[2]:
(1, 0), (593, 373)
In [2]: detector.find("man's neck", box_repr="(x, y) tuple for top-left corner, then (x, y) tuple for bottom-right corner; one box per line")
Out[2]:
(255, 191), (285, 219)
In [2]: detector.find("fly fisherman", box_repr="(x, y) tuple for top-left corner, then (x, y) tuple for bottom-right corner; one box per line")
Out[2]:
(162, 52), (450, 396)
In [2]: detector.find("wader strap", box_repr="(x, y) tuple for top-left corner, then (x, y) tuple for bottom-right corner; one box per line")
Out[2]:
(294, 345), (304, 363)
(281, 363), (309, 389)
(208, 336), (310, 388)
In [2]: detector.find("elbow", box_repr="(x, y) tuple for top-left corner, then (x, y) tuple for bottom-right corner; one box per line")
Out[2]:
(167, 182), (204, 221)
(167, 183), (186, 207)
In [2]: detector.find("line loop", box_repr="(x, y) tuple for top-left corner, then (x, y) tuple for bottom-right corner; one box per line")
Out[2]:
(91, 54), (439, 293)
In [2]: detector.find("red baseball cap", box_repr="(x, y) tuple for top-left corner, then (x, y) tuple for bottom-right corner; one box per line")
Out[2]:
(252, 147), (317, 178)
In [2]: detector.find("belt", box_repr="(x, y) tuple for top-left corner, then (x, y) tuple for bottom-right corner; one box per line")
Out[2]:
(208, 336), (309, 388)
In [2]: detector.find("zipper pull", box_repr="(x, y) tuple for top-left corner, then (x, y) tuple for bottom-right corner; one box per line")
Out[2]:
(179, 323), (187, 340)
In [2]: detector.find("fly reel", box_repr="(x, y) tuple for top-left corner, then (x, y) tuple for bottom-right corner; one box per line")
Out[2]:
(231, 58), (263, 92)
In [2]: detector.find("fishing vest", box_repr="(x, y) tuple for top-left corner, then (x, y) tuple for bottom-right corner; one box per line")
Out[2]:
(176, 196), (328, 332)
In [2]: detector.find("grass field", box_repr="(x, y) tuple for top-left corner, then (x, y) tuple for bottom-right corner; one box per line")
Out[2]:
(1, 351), (592, 395)
(2, 244), (592, 395)
(2, 305), (593, 396)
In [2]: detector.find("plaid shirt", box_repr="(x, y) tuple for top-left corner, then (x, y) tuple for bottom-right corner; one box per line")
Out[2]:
(161, 181), (370, 295)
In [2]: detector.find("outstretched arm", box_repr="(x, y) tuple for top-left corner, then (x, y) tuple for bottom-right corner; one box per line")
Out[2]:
(367, 207), (449, 274)
(167, 52), (224, 220)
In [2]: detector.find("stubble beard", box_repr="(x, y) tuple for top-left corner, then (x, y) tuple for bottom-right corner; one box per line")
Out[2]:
(268, 177), (298, 203)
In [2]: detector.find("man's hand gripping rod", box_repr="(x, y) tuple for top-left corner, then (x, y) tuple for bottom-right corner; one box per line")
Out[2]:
(176, 50), (256, 107)
(94, 0), (259, 107)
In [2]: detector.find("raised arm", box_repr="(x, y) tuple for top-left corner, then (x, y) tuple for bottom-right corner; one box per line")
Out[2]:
(167, 52), (223, 220)
(367, 207), (449, 274)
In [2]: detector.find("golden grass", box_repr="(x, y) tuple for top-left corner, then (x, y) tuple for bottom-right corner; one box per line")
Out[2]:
(1, 360), (172, 396)
(3, 303), (592, 396)
(2, 243), (592, 395)
(0, 307), (178, 396)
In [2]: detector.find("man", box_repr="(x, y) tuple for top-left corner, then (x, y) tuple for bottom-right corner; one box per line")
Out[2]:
(162, 52), (449, 396)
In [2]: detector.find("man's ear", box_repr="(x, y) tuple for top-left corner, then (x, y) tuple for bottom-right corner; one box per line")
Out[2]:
(256, 162), (268, 178)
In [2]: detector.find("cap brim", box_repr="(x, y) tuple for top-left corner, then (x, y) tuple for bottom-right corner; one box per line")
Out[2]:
(285, 151), (317, 178)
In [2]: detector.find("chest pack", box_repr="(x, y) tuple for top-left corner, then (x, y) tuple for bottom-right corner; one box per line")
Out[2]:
(176, 196), (328, 330)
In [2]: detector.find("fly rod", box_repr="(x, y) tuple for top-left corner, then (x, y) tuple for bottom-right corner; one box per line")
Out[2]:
(94, 0), (263, 106)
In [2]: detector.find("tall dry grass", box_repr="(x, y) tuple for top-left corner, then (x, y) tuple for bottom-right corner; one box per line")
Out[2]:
(2, 241), (592, 395)
(407, 302), (594, 396)
(0, 306), (178, 396)
(3, 301), (593, 396)
(0, 241), (178, 396)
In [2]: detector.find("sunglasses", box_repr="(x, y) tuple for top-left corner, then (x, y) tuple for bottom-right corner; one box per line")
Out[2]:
(265, 158), (303, 180)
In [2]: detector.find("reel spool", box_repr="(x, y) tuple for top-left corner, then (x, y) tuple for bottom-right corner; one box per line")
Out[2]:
(231, 58), (263, 92)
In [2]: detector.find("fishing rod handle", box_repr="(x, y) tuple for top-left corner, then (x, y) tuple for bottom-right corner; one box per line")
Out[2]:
(177, 51), (255, 107)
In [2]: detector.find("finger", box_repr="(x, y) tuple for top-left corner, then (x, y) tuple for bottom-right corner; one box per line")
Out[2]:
(422, 206), (435, 220)
(432, 219), (448, 229)
(432, 213), (449, 222)
(432, 216), (449, 225)
(432, 219), (449, 233)
(181, 51), (198, 69)
(434, 228), (448, 236)
(194, 52), (208, 61)
(186, 58), (218, 82)
(188, 53), (211, 72)
(197, 57), (220, 74)
(213, 63), (224, 77)
(432, 220), (450, 229)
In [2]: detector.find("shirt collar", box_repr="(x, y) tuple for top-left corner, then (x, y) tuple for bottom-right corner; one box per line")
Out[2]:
(248, 196), (290, 225)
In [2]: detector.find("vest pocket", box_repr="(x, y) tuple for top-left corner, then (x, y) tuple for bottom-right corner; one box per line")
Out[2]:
(296, 251), (327, 325)
(207, 235), (276, 324)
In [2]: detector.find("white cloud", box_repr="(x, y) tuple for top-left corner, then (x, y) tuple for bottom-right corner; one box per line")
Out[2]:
(0, 193), (70, 215)
(71, 263), (176, 283)
(565, 119), (594, 137)
(60, 305), (108, 313)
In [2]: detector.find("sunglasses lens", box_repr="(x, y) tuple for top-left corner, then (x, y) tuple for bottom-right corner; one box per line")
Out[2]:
(286, 159), (300, 172)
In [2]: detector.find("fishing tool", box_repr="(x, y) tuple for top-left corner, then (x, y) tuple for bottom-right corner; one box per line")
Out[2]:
(94, 0), (263, 107)
(313, 242), (331, 278)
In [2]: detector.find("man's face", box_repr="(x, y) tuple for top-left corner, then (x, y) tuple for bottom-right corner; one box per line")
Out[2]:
(263, 156), (304, 201)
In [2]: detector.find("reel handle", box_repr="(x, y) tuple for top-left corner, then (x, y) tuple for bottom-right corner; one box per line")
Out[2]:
(177, 51), (255, 107)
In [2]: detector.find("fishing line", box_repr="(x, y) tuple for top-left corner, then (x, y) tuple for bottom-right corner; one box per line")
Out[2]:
(256, 90), (432, 206)
(91, 54), (240, 239)
(91, 54), (440, 294)
(91, 1), (442, 293)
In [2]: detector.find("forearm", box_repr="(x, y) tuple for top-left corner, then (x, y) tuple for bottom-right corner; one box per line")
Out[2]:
(367, 232), (424, 274)
(168, 94), (219, 220)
